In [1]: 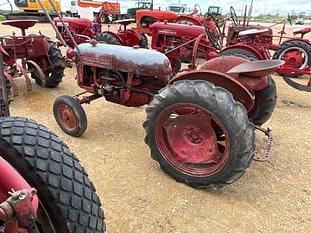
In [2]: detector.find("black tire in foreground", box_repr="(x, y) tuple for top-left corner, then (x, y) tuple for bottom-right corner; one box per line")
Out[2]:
(144, 80), (255, 188)
(0, 117), (105, 232)
(96, 32), (121, 45)
(53, 95), (88, 137)
(32, 38), (65, 88)
(221, 48), (277, 125)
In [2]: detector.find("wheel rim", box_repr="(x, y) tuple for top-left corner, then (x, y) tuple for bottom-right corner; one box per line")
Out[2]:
(155, 103), (230, 176)
(58, 104), (78, 132)
(278, 46), (308, 70)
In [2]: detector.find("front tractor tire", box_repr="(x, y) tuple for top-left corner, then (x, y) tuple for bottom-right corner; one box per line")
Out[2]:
(144, 80), (255, 188)
(32, 38), (65, 88)
(53, 95), (87, 137)
(0, 117), (105, 232)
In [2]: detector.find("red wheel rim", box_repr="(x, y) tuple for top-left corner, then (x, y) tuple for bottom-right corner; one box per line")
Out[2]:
(58, 104), (78, 132)
(155, 103), (230, 176)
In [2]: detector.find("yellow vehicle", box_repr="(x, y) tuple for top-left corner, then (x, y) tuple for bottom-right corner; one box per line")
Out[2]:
(14, 0), (61, 12)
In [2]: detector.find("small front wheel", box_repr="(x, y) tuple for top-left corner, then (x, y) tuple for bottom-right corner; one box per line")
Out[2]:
(53, 95), (87, 137)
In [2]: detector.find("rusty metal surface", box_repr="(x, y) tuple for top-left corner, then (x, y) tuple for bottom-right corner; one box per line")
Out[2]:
(76, 43), (172, 77)
(227, 60), (285, 77)
(0, 188), (37, 230)
(26, 60), (46, 87)
(169, 70), (255, 111)
(2, 20), (38, 30)
(0, 53), (9, 117)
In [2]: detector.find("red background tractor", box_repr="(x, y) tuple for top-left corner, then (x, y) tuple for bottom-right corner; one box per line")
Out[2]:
(222, 6), (311, 92)
(0, 19), (65, 96)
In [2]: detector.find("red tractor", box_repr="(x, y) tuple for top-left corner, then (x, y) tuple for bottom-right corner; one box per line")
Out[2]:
(53, 13), (148, 48)
(134, 6), (204, 35)
(0, 53), (106, 232)
(222, 6), (311, 92)
(99, 14), (222, 74)
(0, 19), (65, 97)
(44, 1), (284, 189)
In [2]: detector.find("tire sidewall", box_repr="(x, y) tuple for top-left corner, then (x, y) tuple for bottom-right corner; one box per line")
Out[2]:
(146, 81), (254, 185)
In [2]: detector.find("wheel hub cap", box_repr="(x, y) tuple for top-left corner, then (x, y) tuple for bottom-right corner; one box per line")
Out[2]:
(164, 112), (218, 164)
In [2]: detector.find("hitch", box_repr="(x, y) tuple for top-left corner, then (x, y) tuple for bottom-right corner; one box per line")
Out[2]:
(0, 188), (38, 232)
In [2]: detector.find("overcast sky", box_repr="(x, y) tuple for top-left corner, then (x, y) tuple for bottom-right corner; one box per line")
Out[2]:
(1, 0), (310, 16)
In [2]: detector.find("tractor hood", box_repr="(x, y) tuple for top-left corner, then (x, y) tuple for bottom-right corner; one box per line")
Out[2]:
(150, 22), (205, 38)
(76, 43), (172, 77)
(53, 17), (92, 28)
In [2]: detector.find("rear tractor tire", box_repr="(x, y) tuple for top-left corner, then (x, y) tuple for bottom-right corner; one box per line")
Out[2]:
(248, 77), (277, 125)
(96, 32), (121, 45)
(273, 40), (311, 77)
(221, 48), (277, 125)
(31, 38), (65, 88)
(144, 80), (255, 188)
(53, 95), (87, 137)
(221, 48), (258, 61)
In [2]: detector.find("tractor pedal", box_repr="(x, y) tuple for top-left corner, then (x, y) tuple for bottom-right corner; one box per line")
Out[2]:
(253, 126), (273, 162)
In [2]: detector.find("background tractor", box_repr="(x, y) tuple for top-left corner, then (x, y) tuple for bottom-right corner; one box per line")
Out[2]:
(222, 6), (311, 92)
(43, 0), (283, 189)
(53, 11), (148, 48)
(0, 19), (65, 97)
(127, 0), (153, 19)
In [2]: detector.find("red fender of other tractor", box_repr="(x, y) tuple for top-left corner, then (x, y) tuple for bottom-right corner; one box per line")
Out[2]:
(168, 70), (254, 111)
(0, 156), (39, 211)
(222, 44), (264, 60)
(175, 15), (203, 26)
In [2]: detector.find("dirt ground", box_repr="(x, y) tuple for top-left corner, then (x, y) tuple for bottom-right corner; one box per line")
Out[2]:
(3, 21), (311, 233)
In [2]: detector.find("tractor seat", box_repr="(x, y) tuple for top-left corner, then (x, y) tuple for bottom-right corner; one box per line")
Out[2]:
(114, 19), (136, 26)
(293, 27), (311, 35)
(227, 60), (285, 77)
(239, 28), (270, 37)
(2, 20), (38, 30)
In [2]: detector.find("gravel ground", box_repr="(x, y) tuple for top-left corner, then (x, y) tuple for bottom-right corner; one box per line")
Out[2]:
(3, 21), (311, 233)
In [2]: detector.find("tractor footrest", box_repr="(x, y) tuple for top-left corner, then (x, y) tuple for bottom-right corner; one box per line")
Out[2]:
(253, 126), (273, 162)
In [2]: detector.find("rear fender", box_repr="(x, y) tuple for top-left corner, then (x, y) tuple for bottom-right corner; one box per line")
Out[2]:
(222, 44), (264, 60)
(0, 156), (39, 211)
(175, 15), (202, 26)
(169, 70), (254, 111)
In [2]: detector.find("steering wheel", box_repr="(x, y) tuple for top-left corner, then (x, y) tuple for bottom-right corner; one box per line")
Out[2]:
(230, 6), (239, 25)
(203, 13), (222, 50)
(287, 13), (292, 26)
(194, 4), (202, 15)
